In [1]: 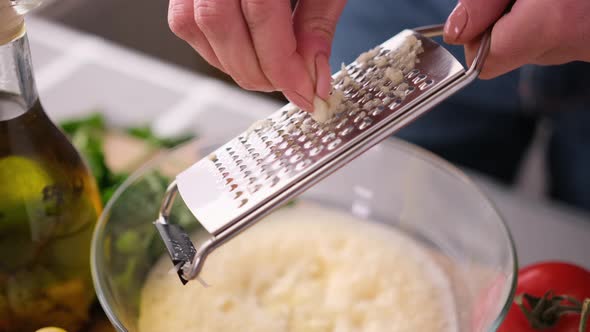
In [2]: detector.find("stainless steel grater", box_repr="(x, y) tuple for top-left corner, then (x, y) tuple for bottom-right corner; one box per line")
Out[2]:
(155, 24), (491, 284)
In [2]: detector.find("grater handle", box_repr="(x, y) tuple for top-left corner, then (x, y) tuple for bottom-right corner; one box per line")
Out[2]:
(154, 181), (195, 284)
(413, 24), (491, 78)
(413, 24), (446, 38)
(155, 181), (218, 283)
(157, 180), (180, 225)
(176, 24), (495, 282)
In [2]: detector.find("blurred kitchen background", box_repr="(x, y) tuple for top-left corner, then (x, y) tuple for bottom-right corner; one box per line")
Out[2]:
(37, 0), (225, 79)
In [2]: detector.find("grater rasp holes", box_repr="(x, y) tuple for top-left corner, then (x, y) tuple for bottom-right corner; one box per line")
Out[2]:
(180, 33), (443, 229)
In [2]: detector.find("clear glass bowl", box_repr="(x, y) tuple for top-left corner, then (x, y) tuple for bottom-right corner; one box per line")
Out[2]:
(91, 138), (517, 332)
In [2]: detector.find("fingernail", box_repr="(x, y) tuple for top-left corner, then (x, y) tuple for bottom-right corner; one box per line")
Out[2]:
(315, 53), (332, 99)
(284, 90), (313, 112)
(444, 2), (468, 44)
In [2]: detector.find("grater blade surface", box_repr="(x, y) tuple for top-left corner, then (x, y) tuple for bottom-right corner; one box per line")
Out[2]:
(175, 29), (465, 236)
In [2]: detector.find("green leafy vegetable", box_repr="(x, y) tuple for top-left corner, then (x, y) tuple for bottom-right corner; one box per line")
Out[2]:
(100, 172), (129, 204)
(284, 199), (297, 209)
(60, 113), (106, 136)
(59, 113), (198, 316)
(59, 113), (194, 205)
(127, 126), (194, 149)
(60, 114), (110, 190)
(107, 170), (198, 314)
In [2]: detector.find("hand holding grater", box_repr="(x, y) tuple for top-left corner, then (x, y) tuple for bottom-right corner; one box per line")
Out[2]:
(154, 24), (492, 284)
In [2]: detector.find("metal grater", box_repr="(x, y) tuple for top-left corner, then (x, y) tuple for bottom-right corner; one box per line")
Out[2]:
(155, 24), (491, 284)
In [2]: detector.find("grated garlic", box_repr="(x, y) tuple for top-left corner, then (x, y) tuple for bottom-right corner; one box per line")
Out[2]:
(245, 119), (273, 137)
(385, 67), (404, 86)
(312, 89), (345, 124)
(356, 47), (380, 64)
(341, 76), (353, 89)
(374, 56), (389, 68)
(304, 35), (423, 125)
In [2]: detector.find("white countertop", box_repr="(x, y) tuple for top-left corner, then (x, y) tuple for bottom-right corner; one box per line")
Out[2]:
(26, 17), (590, 269)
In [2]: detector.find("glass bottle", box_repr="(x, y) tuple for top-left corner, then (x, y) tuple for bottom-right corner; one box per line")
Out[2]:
(0, 4), (102, 331)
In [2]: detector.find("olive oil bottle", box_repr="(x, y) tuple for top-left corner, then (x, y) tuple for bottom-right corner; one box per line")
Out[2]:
(0, 8), (102, 332)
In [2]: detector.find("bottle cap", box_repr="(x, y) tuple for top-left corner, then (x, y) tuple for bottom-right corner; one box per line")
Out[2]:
(0, 1), (25, 45)
(0, 0), (43, 45)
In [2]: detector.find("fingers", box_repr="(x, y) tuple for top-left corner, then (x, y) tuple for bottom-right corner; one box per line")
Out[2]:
(315, 53), (332, 98)
(241, 0), (315, 111)
(444, 0), (512, 44)
(293, 0), (348, 99)
(464, 5), (537, 79)
(452, 0), (590, 79)
(169, 0), (348, 112)
(168, 0), (223, 71)
(464, 0), (573, 79)
(194, 0), (273, 91)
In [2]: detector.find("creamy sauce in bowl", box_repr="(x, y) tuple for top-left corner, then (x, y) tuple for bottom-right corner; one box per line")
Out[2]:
(139, 202), (458, 332)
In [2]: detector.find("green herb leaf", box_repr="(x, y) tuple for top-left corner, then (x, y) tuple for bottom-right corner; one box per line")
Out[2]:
(59, 113), (106, 136)
(59, 113), (201, 315)
(60, 114), (195, 206)
(60, 113), (111, 191)
(127, 126), (194, 149)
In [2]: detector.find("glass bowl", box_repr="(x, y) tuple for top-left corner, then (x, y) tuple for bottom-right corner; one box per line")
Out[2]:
(91, 137), (517, 332)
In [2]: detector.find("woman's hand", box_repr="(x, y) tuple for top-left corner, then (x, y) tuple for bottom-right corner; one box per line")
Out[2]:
(444, 0), (590, 79)
(168, 0), (347, 112)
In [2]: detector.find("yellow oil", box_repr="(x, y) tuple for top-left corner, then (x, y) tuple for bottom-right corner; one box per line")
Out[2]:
(0, 92), (102, 332)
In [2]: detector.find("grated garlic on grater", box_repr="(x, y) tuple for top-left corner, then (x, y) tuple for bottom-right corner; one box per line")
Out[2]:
(310, 35), (423, 125)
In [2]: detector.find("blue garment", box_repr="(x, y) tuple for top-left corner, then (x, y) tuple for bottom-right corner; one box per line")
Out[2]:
(331, 0), (521, 110)
(330, 0), (590, 211)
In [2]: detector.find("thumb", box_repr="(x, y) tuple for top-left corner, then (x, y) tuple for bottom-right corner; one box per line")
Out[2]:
(444, 0), (512, 45)
(293, 0), (347, 100)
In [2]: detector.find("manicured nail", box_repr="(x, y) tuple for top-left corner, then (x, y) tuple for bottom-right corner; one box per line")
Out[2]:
(284, 90), (313, 113)
(315, 53), (332, 99)
(444, 2), (468, 44)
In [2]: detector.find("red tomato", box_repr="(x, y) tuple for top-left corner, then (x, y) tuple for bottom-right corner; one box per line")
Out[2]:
(498, 262), (590, 332)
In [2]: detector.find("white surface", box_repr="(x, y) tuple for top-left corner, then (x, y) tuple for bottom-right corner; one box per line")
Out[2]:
(26, 17), (590, 269)
(470, 172), (590, 268)
(25, 17), (282, 132)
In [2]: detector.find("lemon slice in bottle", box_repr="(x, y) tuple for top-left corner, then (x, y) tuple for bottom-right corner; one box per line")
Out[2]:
(35, 328), (68, 332)
(0, 155), (54, 269)
(0, 155), (53, 231)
